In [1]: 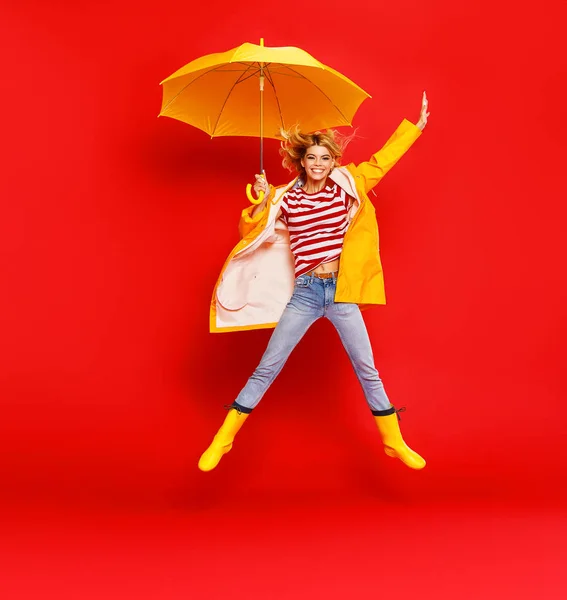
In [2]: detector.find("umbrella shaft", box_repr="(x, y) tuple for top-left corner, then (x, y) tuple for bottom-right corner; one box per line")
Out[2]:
(259, 74), (264, 174)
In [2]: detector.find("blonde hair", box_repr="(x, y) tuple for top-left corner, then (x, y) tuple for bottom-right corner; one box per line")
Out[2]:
(279, 126), (355, 177)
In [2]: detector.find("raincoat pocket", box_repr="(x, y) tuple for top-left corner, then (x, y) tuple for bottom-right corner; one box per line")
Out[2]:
(216, 262), (254, 311)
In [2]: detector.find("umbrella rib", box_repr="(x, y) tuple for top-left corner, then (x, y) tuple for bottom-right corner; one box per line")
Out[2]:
(234, 66), (263, 84)
(161, 65), (226, 115)
(210, 62), (259, 136)
(283, 65), (352, 126)
(263, 66), (285, 134)
(161, 63), (259, 116)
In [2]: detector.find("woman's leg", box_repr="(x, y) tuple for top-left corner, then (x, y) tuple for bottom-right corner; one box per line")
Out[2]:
(326, 300), (425, 469)
(232, 278), (323, 412)
(325, 302), (391, 412)
(199, 277), (323, 471)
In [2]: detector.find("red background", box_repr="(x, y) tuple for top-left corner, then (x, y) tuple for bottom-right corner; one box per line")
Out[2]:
(1, 0), (566, 598)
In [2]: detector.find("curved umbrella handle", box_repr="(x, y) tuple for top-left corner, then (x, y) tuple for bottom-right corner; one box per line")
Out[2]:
(246, 184), (265, 205)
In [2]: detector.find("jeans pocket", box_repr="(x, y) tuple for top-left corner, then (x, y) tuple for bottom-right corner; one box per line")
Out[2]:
(295, 276), (311, 288)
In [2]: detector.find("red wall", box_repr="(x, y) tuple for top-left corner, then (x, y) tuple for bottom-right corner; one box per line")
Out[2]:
(1, 0), (566, 510)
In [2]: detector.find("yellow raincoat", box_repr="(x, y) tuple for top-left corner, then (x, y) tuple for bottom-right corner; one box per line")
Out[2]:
(210, 119), (422, 333)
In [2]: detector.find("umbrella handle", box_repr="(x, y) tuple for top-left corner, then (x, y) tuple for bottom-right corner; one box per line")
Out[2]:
(245, 184), (265, 205)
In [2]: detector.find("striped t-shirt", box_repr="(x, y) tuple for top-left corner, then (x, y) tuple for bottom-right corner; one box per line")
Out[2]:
(280, 182), (352, 277)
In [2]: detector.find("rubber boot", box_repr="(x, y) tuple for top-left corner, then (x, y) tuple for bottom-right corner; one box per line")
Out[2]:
(374, 409), (426, 470)
(198, 409), (249, 472)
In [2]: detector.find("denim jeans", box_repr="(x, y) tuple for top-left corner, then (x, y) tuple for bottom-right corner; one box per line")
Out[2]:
(233, 273), (392, 414)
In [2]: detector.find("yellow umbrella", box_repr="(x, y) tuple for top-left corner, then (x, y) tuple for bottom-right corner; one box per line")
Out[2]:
(159, 39), (370, 203)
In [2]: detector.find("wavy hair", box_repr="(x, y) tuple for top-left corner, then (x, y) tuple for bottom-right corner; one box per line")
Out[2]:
(279, 126), (355, 177)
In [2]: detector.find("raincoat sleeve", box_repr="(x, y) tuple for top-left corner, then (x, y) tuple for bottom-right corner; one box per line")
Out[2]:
(238, 205), (265, 239)
(238, 187), (274, 238)
(353, 119), (422, 193)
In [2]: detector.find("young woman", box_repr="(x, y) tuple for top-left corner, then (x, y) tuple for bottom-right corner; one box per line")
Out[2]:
(200, 92), (430, 472)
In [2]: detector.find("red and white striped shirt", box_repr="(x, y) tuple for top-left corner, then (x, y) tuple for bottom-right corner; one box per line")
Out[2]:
(280, 182), (352, 277)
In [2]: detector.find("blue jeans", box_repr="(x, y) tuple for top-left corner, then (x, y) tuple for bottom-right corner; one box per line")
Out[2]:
(233, 273), (392, 414)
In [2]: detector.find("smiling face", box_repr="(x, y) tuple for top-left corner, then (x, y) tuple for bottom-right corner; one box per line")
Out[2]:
(301, 145), (335, 185)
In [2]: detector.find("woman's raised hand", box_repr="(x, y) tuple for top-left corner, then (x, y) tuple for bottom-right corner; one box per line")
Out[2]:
(417, 91), (430, 130)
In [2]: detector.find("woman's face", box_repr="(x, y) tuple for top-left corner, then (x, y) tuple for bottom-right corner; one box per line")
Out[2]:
(301, 145), (335, 182)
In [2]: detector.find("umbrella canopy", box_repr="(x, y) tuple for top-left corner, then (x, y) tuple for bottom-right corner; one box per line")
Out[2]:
(159, 40), (371, 139)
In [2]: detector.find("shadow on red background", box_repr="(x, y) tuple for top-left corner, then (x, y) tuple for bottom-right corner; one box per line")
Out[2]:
(1, 0), (566, 597)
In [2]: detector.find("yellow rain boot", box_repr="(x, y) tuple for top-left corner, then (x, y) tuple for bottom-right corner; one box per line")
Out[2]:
(198, 408), (249, 472)
(374, 407), (426, 470)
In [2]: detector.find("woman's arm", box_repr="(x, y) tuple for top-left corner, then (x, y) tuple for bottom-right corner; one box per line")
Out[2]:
(351, 92), (430, 193)
(250, 172), (281, 221)
(238, 173), (280, 239)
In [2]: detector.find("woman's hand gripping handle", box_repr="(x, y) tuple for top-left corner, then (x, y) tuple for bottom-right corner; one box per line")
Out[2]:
(246, 172), (269, 205)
